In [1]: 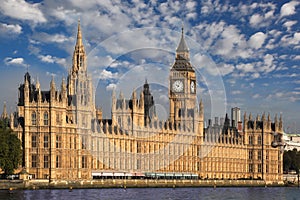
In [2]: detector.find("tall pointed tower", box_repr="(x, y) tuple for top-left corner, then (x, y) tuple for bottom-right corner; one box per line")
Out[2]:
(169, 26), (197, 128)
(67, 19), (95, 129)
(68, 19), (88, 96)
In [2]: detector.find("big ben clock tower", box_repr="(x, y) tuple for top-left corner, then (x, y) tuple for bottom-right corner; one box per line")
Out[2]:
(169, 26), (197, 128)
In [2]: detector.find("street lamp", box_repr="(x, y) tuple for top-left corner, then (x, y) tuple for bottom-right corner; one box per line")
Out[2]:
(271, 132), (285, 152)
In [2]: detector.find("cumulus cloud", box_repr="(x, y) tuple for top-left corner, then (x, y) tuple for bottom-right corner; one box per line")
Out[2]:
(249, 14), (264, 27)
(32, 32), (70, 43)
(98, 69), (118, 80)
(283, 20), (297, 31)
(0, 23), (22, 35)
(106, 83), (117, 91)
(248, 32), (267, 49)
(280, 1), (300, 17)
(38, 55), (67, 68)
(4, 57), (27, 67)
(0, 0), (46, 23)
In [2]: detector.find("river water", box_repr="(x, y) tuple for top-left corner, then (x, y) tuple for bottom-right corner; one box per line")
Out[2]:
(1, 187), (299, 200)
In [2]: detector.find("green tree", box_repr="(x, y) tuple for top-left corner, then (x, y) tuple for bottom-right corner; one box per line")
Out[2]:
(0, 118), (22, 175)
(283, 149), (300, 173)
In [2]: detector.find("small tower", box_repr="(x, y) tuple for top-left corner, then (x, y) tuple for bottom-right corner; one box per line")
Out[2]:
(1, 102), (8, 119)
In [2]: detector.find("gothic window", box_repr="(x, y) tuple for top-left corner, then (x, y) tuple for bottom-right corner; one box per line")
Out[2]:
(56, 113), (60, 123)
(44, 155), (49, 168)
(32, 135), (37, 148)
(56, 155), (61, 168)
(118, 117), (121, 125)
(44, 135), (49, 148)
(82, 156), (87, 168)
(127, 117), (131, 127)
(249, 163), (253, 173)
(56, 135), (62, 148)
(32, 155), (37, 168)
(82, 136), (87, 149)
(31, 112), (36, 125)
(137, 141), (141, 153)
(257, 135), (262, 145)
(43, 112), (48, 125)
(258, 164), (262, 173)
(249, 135), (253, 145)
(258, 150), (262, 160)
(248, 150), (253, 160)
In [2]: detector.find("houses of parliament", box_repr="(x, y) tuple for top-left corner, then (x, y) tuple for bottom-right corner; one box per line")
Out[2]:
(5, 21), (284, 183)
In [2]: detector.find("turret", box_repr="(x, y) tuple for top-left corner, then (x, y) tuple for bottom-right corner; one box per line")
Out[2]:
(24, 73), (30, 104)
(36, 77), (41, 102)
(199, 99), (204, 119)
(50, 76), (56, 100)
(1, 102), (8, 119)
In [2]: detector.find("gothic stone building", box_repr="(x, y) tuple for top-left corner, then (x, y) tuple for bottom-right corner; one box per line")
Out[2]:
(10, 22), (283, 183)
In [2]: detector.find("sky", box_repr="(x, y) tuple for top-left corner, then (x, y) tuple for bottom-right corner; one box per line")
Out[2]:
(0, 0), (299, 133)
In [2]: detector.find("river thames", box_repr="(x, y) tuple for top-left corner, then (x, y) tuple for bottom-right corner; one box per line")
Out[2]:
(0, 187), (299, 200)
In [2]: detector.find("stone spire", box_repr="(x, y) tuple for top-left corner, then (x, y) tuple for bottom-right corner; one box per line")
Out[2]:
(176, 24), (190, 60)
(1, 102), (8, 119)
(76, 19), (83, 48)
(72, 19), (86, 75)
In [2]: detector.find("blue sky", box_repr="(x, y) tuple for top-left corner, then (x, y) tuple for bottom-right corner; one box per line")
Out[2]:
(0, 0), (299, 133)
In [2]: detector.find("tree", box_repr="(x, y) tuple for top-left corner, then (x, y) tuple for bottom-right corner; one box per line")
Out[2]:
(283, 149), (300, 173)
(0, 118), (22, 175)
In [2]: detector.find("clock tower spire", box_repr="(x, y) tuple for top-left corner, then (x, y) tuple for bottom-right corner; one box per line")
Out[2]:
(169, 25), (197, 129)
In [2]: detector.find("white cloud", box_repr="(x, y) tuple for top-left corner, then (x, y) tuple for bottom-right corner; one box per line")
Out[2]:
(4, 57), (27, 67)
(252, 94), (260, 99)
(99, 69), (118, 80)
(249, 14), (263, 27)
(283, 20), (297, 31)
(294, 55), (300, 60)
(32, 32), (70, 44)
(251, 72), (260, 79)
(106, 83), (117, 91)
(218, 63), (235, 76)
(236, 63), (254, 73)
(0, 23), (22, 35)
(248, 32), (267, 49)
(280, 1), (300, 17)
(38, 55), (67, 68)
(0, 0), (46, 23)
(231, 90), (242, 95)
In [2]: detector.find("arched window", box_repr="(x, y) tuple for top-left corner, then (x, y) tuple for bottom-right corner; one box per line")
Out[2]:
(44, 112), (49, 125)
(31, 112), (36, 125)
(118, 117), (121, 125)
(257, 135), (262, 145)
(127, 117), (131, 127)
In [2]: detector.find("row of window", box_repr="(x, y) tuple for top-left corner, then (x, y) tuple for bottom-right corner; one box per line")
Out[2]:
(31, 155), (88, 169)
(248, 163), (280, 173)
(31, 112), (48, 125)
(248, 150), (271, 160)
(31, 112), (62, 126)
(31, 135), (79, 149)
(248, 135), (262, 145)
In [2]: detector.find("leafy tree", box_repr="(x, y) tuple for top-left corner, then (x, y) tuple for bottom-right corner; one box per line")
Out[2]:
(0, 118), (22, 175)
(283, 149), (300, 173)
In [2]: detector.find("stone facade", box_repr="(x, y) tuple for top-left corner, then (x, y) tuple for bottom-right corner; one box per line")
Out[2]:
(10, 22), (283, 183)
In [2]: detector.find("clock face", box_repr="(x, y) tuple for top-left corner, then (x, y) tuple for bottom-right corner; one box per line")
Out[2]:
(172, 80), (184, 92)
(190, 81), (195, 93)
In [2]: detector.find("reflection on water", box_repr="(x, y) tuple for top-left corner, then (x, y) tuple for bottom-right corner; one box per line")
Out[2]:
(0, 187), (299, 200)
